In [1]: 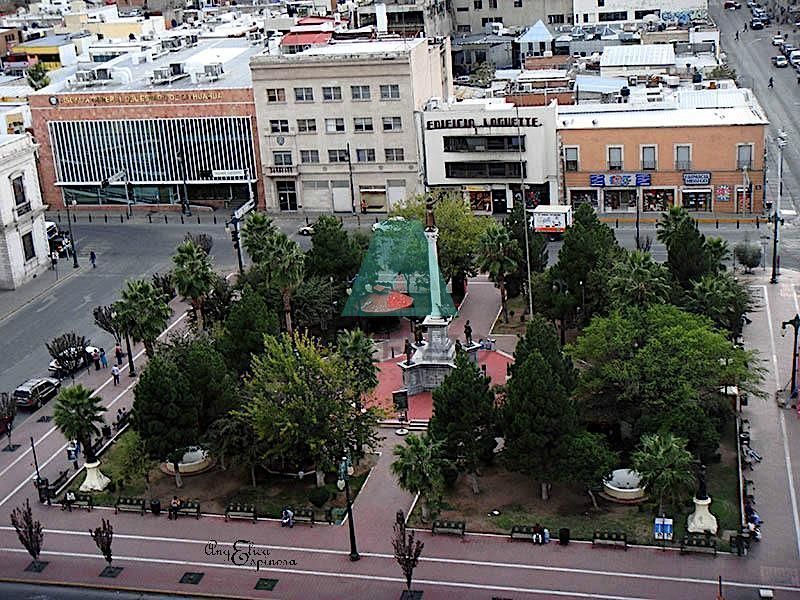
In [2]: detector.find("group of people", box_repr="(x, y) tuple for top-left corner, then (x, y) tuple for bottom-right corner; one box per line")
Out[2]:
(532, 523), (549, 545)
(90, 348), (108, 371)
(114, 407), (129, 431)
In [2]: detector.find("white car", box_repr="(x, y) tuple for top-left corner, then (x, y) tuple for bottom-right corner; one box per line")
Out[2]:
(48, 345), (100, 377)
(774, 55), (789, 68)
(772, 35), (785, 46)
(297, 223), (315, 236)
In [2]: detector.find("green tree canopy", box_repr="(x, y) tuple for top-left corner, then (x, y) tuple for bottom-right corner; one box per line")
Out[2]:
(559, 431), (619, 509)
(115, 279), (171, 357)
(632, 433), (696, 514)
(429, 352), (496, 494)
(172, 240), (215, 327)
(687, 272), (753, 340)
(504, 201), (548, 299)
(305, 215), (362, 281)
(241, 212), (278, 265)
(607, 250), (671, 309)
(336, 329), (378, 397)
(391, 432), (450, 522)
(513, 313), (576, 394)
(477, 223), (520, 323)
(216, 285), (279, 375)
(53, 385), (106, 463)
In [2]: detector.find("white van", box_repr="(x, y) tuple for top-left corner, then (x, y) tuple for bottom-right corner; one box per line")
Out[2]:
(790, 49), (800, 64)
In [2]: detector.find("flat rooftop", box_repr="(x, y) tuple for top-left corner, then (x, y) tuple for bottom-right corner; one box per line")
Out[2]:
(300, 38), (425, 56)
(36, 37), (263, 94)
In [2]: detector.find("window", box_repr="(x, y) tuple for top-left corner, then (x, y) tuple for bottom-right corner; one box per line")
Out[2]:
(597, 0), (604, 5)
(21, 231), (34, 261)
(325, 118), (345, 133)
(382, 116), (402, 132)
(380, 84), (400, 100)
(300, 150), (320, 163)
(599, 10), (627, 21)
(473, 0), (482, 8)
(294, 87), (314, 102)
(514, 0), (523, 6)
(488, 0), (497, 7)
(277, 181), (298, 211)
(322, 86), (342, 101)
(737, 144), (753, 170)
(351, 85), (371, 101)
(457, 24), (470, 32)
(635, 9), (659, 19)
(385, 148), (405, 162)
(675, 145), (691, 170)
(269, 119), (289, 133)
(444, 136), (523, 152)
(356, 148), (376, 163)
(273, 151), (293, 166)
(445, 161), (525, 178)
(548, 14), (565, 24)
(12, 174), (29, 215)
(354, 117), (374, 132)
(266, 88), (285, 102)
(641, 145), (657, 170)
(564, 147), (579, 171)
(328, 149), (349, 163)
(297, 119), (316, 133)
(607, 146), (623, 170)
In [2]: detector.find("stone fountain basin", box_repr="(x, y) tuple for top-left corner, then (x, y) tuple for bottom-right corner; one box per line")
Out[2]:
(603, 469), (646, 502)
(160, 446), (215, 476)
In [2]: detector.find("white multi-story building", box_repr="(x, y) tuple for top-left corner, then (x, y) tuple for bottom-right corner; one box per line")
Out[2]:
(250, 38), (453, 213)
(452, 0), (574, 33)
(572, 0), (708, 25)
(0, 134), (50, 289)
(419, 100), (559, 214)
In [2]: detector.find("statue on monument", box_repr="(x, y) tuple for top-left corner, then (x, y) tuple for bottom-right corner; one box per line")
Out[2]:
(464, 320), (473, 345)
(424, 197), (436, 232)
(404, 338), (414, 365)
(696, 464), (709, 501)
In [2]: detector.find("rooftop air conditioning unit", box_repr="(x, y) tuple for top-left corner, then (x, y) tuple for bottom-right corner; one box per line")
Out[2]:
(74, 69), (96, 82)
(151, 66), (172, 82)
(203, 62), (223, 80)
(95, 68), (112, 81)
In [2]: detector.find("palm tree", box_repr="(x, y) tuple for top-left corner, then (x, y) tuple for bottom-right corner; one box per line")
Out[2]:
(269, 234), (305, 335)
(688, 272), (753, 339)
(391, 433), (450, 523)
(632, 433), (696, 515)
(115, 280), (171, 358)
(172, 240), (215, 328)
(336, 329), (378, 396)
(477, 223), (520, 323)
(703, 237), (731, 275)
(53, 385), (106, 463)
(241, 212), (277, 265)
(608, 250), (671, 308)
(655, 206), (692, 248)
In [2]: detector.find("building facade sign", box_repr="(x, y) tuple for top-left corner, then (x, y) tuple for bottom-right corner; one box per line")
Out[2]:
(682, 172), (712, 186)
(55, 91), (225, 106)
(426, 116), (543, 130)
(589, 173), (651, 187)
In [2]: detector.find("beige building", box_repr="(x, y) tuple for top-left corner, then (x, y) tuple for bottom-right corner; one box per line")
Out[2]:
(250, 38), (452, 213)
(356, 0), (454, 37)
(452, 0), (574, 33)
(559, 87), (767, 214)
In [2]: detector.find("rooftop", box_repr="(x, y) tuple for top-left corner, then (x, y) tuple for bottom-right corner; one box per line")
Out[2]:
(37, 37), (263, 94)
(251, 37), (427, 64)
(600, 44), (676, 67)
(16, 34), (75, 48)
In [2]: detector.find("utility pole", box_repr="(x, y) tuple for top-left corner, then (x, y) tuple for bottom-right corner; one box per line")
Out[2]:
(770, 130), (787, 284)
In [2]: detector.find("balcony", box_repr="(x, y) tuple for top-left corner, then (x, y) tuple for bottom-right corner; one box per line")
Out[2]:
(737, 160), (753, 171)
(607, 161), (623, 171)
(269, 166), (298, 176)
(675, 160), (692, 171)
(641, 161), (657, 171)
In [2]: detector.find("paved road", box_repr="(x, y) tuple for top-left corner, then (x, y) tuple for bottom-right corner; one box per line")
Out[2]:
(0, 582), (199, 599)
(710, 0), (800, 212)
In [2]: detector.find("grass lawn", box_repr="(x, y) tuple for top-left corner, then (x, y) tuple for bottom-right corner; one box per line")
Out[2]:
(67, 431), (376, 520)
(410, 435), (741, 551)
(491, 295), (528, 336)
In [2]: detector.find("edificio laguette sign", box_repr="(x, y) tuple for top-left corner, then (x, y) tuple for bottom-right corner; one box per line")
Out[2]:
(426, 116), (543, 130)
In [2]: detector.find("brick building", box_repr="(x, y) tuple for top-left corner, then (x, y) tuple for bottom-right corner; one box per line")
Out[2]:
(31, 38), (264, 211)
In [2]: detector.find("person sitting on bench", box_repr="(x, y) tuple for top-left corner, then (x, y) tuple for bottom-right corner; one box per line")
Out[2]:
(532, 523), (544, 545)
(168, 496), (181, 520)
(63, 490), (76, 512)
(281, 507), (294, 528)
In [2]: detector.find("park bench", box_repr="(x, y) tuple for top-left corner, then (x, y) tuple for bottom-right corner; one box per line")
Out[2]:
(592, 530), (627, 550)
(115, 496), (146, 515)
(45, 469), (71, 498)
(61, 493), (93, 512)
(744, 479), (756, 503)
(680, 535), (717, 556)
(509, 525), (546, 543)
(225, 503), (257, 523)
(292, 508), (315, 526)
(432, 520), (466, 537)
(176, 500), (201, 519)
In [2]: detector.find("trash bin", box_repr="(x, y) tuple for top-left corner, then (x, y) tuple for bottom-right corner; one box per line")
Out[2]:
(558, 528), (570, 545)
(150, 499), (161, 516)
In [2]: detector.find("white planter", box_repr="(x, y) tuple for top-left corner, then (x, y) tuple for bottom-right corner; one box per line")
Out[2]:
(79, 461), (110, 492)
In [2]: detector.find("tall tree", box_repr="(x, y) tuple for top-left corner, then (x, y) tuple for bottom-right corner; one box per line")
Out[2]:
(184, 232), (213, 256)
(504, 201), (548, 300)
(305, 215), (362, 281)
(217, 286), (279, 375)
(607, 250), (671, 309)
(656, 207), (708, 288)
(559, 431), (618, 509)
(391, 433), (449, 522)
(0, 392), (17, 451)
(132, 354), (199, 487)
(293, 275), (344, 338)
(687, 272), (753, 340)
(428, 352), (496, 494)
(46, 332), (90, 382)
(734, 240), (762, 273)
(477, 223), (520, 323)
(268, 235), (305, 335)
(241, 212), (278, 265)
(53, 385), (105, 463)
(114, 279), (171, 357)
(392, 520), (424, 592)
(513, 314), (576, 393)
(172, 240), (215, 328)
(336, 329), (378, 396)
(89, 519), (114, 567)
(115, 430), (156, 500)
(632, 433), (696, 515)
(201, 274), (234, 328)
(703, 237), (730, 275)
(502, 350), (577, 499)
(10, 499), (44, 569)
(93, 305), (124, 344)
(205, 412), (265, 487)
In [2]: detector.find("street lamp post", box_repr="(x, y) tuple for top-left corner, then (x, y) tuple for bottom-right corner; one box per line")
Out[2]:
(64, 196), (79, 268)
(225, 216), (245, 275)
(124, 331), (136, 378)
(781, 313), (800, 399)
(337, 455), (360, 561)
(770, 130), (787, 284)
(515, 103), (533, 316)
(552, 278), (568, 346)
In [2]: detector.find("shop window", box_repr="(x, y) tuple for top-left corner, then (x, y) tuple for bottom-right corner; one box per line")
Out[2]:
(21, 231), (35, 261)
(683, 191), (712, 211)
(564, 147), (579, 171)
(643, 189), (674, 212)
(570, 190), (599, 210)
(360, 186), (387, 212)
(603, 189), (637, 212)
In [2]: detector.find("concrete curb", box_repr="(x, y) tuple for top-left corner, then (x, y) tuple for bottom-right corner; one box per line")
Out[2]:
(0, 265), (84, 325)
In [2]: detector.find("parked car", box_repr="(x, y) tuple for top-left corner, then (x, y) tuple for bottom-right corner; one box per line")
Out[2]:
(48, 345), (99, 378)
(772, 35), (785, 46)
(781, 42), (795, 55)
(48, 234), (72, 258)
(724, 0), (741, 8)
(297, 223), (315, 236)
(774, 55), (789, 67)
(13, 378), (61, 409)
(751, 19), (765, 29)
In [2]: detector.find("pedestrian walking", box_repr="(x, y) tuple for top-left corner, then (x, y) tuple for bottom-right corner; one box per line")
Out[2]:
(735, 30), (739, 40)
(111, 365), (120, 386)
(89, 250), (97, 268)
(769, 77), (774, 88)
(92, 349), (101, 371)
(67, 443), (79, 471)
(115, 343), (124, 366)
(99, 347), (108, 369)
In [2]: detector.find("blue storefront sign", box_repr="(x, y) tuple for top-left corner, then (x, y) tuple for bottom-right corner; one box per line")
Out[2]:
(590, 173), (651, 187)
(682, 172), (712, 186)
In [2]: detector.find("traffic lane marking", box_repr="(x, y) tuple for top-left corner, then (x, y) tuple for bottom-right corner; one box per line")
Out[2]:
(0, 527), (795, 594)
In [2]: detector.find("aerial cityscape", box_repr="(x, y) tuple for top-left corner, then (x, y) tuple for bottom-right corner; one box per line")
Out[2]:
(0, 0), (798, 599)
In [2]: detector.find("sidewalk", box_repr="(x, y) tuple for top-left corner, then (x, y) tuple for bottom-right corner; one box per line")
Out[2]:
(0, 263), (84, 323)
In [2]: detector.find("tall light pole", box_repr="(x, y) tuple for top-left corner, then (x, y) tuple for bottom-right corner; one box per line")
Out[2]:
(225, 215), (245, 274)
(64, 195), (79, 268)
(770, 130), (787, 284)
(337, 454), (360, 561)
(515, 103), (533, 316)
(781, 313), (800, 400)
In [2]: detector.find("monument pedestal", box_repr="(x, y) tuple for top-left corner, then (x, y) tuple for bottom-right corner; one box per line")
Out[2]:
(80, 461), (111, 492)
(400, 316), (456, 396)
(686, 496), (718, 535)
